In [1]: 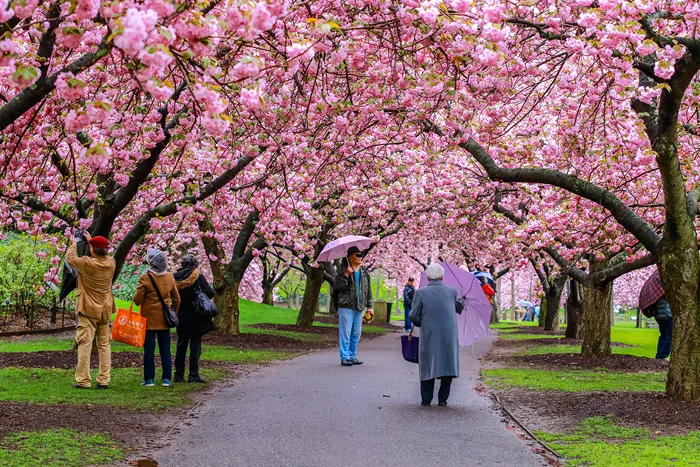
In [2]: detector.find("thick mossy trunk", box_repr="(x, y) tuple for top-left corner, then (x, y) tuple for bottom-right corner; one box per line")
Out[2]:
(580, 285), (612, 357)
(565, 280), (583, 339)
(296, 266), (324, 327)
(261, 286), (274, 306)
(214, 281), (241, 335)
(659, 238), (700, 401)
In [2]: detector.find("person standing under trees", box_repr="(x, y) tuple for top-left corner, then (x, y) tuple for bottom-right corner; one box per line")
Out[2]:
(410, 264), (464, 407)
(333, 246), (373, 367)
(133, 249), (181, 387)
(643, 295), (674, 360)
(403, 278), (416, 332)
(67, 232), (116, 390)
(174, 255), (216, 383)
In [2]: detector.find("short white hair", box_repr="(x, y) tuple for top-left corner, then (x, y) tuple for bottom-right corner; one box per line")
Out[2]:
(426, 263), (444, 280)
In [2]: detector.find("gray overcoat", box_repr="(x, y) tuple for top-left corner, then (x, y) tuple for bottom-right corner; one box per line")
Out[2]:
(410, 280), (463, 381)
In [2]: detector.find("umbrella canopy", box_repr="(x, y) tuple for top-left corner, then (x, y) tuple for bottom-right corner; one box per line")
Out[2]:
(420, 262), (491, 347)
(316, 235), (375, 263)
(639, 270), (664, 312)
(472, 270), (495, 288)
(518, 300), (534, 310)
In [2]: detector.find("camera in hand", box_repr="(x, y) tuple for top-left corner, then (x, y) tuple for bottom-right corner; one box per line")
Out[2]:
(74, 229), (86, 241)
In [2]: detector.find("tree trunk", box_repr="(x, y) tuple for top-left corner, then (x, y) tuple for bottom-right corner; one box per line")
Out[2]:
(544, 276), (567, 331)
(565, 280), (583, 339)
(580, 281), (612, 357)
(659, 238), (700, 401)
(490, 300), (499, 324)
(510, 276), (516, 321)
(538, 296), (547, 327)
(262, 285), (274, 306)
(296, 266), (324, 327)
(215, 281), (241, 335)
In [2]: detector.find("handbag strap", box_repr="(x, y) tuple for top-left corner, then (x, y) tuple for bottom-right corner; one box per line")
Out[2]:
(408, 328), (414, 341)
(147, 272), (168, 308)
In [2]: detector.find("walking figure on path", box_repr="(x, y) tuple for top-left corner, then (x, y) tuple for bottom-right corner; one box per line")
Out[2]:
(403, 278), (415, 332)
(411, 263), (464, 406)
(333, 246), (373, 367)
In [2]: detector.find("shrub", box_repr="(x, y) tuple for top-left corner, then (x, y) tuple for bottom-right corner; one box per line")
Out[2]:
(0, 234), (62, 326)
(113, 264), (147, 301)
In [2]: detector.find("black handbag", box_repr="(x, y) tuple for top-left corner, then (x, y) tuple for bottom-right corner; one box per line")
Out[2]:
(194, 282), (219, 318)
(147, 273), (179, 328)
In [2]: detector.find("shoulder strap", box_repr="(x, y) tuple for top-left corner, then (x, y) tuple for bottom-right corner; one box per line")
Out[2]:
(147, 273), (168, 307)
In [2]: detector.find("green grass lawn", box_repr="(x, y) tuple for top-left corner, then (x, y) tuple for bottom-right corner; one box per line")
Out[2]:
(0, 337), (295, 363)
(537, 417), (700, 467)
(512, 325), (660, 358)
(499, 333), (563, 340)
(0, 367), (224, 410)
(0, 429), (124, 467)
(482, 368), (666, 392)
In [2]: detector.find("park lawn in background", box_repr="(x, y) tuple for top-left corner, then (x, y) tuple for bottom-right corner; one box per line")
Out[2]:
(0, 428), (124, 467)
(482, 368), (666, 392)
(0, 367), (223, 410)
(536, 417), (700, 467)
(0, 338), (73, 353)
(516, 326), (659, 358)
(240, 326), (327, 342)
(114, 298), (139, 311)
(499, 333), (563, 340)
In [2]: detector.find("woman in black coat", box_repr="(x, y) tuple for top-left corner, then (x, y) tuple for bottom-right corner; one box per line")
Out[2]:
(173, 255), (215, 383)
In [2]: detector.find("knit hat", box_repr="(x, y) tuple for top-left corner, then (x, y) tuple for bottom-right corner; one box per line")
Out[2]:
(89, 236), (109, 249)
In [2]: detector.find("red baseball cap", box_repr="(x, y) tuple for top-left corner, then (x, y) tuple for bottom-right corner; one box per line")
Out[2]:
(89, 236), (109, 249)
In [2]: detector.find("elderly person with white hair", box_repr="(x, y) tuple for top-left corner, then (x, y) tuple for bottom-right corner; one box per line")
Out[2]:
(133, 248), (180, 387)
(410, 263), (464, 406)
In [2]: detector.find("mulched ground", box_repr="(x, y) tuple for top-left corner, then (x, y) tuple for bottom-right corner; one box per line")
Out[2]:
(203, 330), (336, 350)
(492, 337), (633, 349)
(254, 323), (339, 335)
(0, 312), (77, 336)
(497, 389), (700, 435)
(492, 353), (669, 372)
(503, 326), (566, 336)
(0, 401), (170, 445)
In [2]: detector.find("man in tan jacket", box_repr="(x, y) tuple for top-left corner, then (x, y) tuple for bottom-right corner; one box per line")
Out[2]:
(66, 231), (116, 389)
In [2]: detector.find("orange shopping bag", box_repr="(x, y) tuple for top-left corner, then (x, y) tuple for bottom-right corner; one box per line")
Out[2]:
(112, 305), (147, 347)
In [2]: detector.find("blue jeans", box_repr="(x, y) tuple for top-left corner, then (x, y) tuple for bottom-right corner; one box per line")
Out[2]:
(339, 308), (363, 362)
(144, 330), (172, 381)
(655, 317), (673, 359)
(404, 306), (412, 331)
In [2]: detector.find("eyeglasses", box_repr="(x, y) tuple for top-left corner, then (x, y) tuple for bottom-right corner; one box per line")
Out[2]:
(354, 253), (363, 258)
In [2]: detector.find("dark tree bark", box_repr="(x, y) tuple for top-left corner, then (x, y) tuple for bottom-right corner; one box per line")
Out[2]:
(580, 257), (613, 357)
(565, 280), (583, 339)
(296, 265), (324, 327)
(200, 210), (266, 335)
(544, 275), (567, 331)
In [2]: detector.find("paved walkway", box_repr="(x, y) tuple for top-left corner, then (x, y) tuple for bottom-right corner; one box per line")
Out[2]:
(156, 332), (546, 467)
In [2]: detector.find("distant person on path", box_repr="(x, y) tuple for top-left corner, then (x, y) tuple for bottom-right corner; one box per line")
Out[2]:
(174, 254), (216, 383)
(410, 264), (464, 406)
(67, 231), (116, 390)
(133, 248), (181, 387)
(333, 246), (373, 367)
(403, 278), (416, 332)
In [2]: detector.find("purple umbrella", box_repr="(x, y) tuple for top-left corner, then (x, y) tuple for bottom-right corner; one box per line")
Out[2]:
(317, 235), (375, 262)
(420, 262), (492, 347)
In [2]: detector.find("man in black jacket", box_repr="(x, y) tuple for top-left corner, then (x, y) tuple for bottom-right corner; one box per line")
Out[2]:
(403, 278), (415, 332)
(333, 246), (373, 366)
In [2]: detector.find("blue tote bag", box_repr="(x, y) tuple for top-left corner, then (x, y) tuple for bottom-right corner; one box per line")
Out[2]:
(401, 331), (419, 364)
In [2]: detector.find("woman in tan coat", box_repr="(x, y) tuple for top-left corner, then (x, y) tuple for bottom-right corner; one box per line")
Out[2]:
(133, 248), (180, 387)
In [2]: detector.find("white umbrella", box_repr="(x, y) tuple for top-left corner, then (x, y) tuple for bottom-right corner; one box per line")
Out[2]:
(317, 235), (375, 262)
